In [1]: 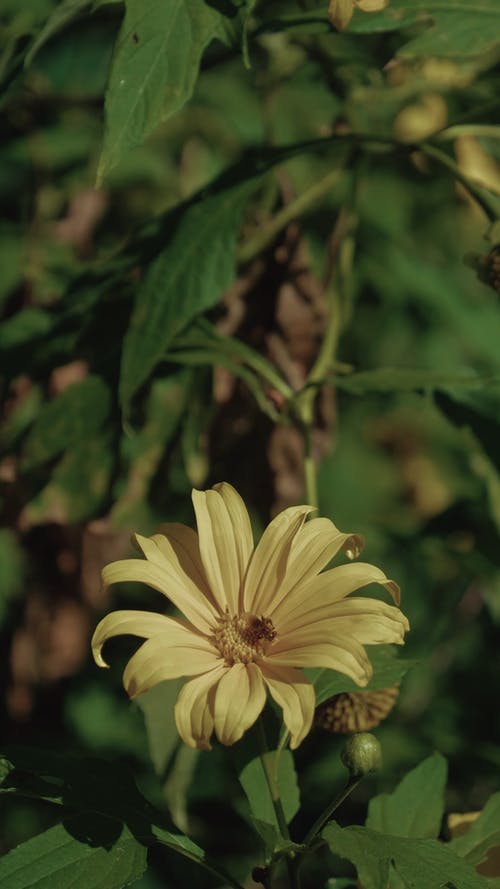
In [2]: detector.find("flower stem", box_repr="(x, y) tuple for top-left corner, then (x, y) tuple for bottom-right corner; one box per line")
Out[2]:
(295, 284), (342, 509)
(255, 723), (302, 889)
(256, 717), (290, 841)
(419, 142), (499, 224)
(238, 166), (344, 265)
(302, 776), (363, 847)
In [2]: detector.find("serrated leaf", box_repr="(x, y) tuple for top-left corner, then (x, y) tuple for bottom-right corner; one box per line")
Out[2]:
(98, 0), (229, 182)
(119, 180), (256, 410)
(0, 818), (148, 889)
(322, 823), (489, 889)
(22, 376), (111, 470)
(366, 753), (447, 839)
(348, 0), (500, 58)
(0, 749), (214, 878)
(308, 645), (417, 707)
(450, 792), (500, 869)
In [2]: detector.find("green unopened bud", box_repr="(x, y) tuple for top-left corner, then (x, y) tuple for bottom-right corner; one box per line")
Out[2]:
(341, 732), (382, 777)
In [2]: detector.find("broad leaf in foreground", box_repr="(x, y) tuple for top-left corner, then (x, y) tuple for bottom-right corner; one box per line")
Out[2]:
(323, 823), (489, 889)
(0, 818), (147, 889)
(367, 753), (447, 839)
(0, 750), (227, 887)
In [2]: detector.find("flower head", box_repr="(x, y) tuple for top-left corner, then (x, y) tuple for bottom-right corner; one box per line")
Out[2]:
(92, 483), (408, 750)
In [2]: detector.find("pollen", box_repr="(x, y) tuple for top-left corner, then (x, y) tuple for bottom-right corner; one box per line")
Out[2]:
(213, 612), (277, 665)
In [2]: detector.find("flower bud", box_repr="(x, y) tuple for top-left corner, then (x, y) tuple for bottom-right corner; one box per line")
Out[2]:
(341, 732), (382, 777)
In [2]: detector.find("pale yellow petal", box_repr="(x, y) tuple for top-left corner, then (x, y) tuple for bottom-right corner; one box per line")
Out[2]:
(154, 522), (213, 601)
(272, 561), (400, 628)
(243, 505), (314, 614)
(92, 609), (182, 668)
(105, 542), (217, 633)
(278, 592), (408, 638)
(328, 613), (407, 644)
(214, 662), (266, 746)
(174, 664), (228, 750)
(192, 488), (243, 614)
(123, 633), (220, 698)
(274, 601), (407, 649)
(269, 638), (372, 687)
(266, 517), (364, 615)
(260, 663), (315, 749)
(213, 482), (254, 584)
(328, 0), (354, 30)
(356, 0), (389, 12)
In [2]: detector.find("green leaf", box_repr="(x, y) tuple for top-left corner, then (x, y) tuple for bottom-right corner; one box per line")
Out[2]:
(348, 1), (500, 59)
(163, 745), (200, 833)
(0, 530), (24, 626)
(0, 231), (24, 308)
(0, 818), (148, 889)
(366, 753), (447, 839)
(239, 749), (300, 830)
(25, 0), (93, 67)
(335, 368), (494, 396)
(97, 0), (230, 183)
(21, 376), (111, 471)
(111, 373), (190, 526)
(0, 309), (52, 352)
(435, 389), (500, 474)
(0, 750), (220, 881)
(135, 679), (184, 779)
(322, 823), (489, 889)
(119, 180), (256, 411)
(309, 646), (418, 707)
(449, 792), (500, 869)
(21, 434), (113, 526)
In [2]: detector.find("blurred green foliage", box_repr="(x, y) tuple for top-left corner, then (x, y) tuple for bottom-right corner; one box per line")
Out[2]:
(1, 0), (500, 887)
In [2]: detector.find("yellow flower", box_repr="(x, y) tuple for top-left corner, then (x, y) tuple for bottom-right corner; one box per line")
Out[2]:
(92, 483), (408, 751)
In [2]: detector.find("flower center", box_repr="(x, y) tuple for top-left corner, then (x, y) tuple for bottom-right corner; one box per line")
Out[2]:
(213, 612), (277, 665)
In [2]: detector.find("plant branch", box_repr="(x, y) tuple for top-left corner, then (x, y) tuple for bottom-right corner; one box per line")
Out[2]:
(302, 776), (363, 847)
(238, 166), (344, 265)
(419, 142), (499, 223)
(256, 717), (290, 842)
